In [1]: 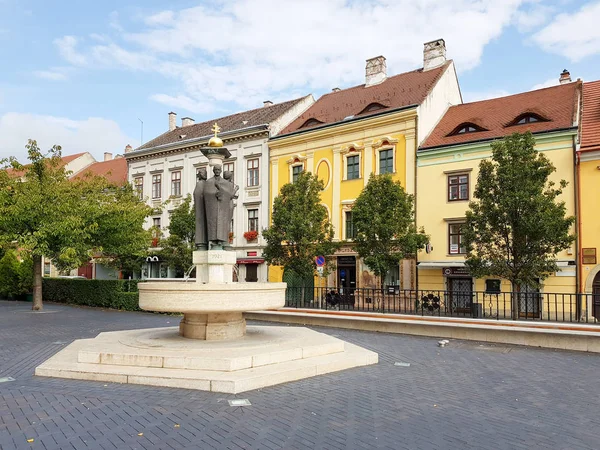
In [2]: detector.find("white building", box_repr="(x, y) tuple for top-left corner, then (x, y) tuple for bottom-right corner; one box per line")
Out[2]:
(125, 96), (314, 282)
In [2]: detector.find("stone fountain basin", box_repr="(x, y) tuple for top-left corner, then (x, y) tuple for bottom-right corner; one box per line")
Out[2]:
(138, 281), (286, 313)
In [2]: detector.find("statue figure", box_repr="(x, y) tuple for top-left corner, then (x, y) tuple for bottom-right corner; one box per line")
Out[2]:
(223, 170), (239, 241)
(201, 164), (238, 249)
(193, 167), (208, 249)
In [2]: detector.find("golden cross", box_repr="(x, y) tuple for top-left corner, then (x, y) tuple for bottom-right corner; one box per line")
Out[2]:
(212, 123), (221, 137)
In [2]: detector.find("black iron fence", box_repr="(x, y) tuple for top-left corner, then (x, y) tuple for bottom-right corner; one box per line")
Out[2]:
(285, 286), (600, 324)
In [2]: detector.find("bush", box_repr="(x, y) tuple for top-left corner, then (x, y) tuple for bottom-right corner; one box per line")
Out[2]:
(0, 250), (22, 299)
(42, 278), (141, 311)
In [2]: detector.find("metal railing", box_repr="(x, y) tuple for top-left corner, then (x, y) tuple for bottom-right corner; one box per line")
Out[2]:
(285, 287), (600, 324)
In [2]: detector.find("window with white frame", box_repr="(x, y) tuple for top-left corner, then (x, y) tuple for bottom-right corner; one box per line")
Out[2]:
(223, 162), (234, 180)
(134, 177), (143, 200)
(347, 155), (360, 180)
(171, 171), (181, 197)
(292, 165), (303, 183)
(379, 149), (394, 174)
(247, 158), (259, 186)
(345, 211), (356, 239)
(152, 174), (162, 199)
(248, 209), (258, 231)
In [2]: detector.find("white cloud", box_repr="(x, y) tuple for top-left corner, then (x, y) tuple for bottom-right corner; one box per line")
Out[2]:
(462, 89), (512, 103)
(109, 11), (123, 32)
(514, 1), (556, 32)
(33, 67), (71, 81)
(532, 1), (600, 61)
(531, 77), (559, 91)
(53, 0), (527, 114)
(0, 113), (135, 161)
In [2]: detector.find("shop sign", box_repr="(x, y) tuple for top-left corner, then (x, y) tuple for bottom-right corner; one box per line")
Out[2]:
(582, 248), (597, 265)
(442, 267), (470, 276)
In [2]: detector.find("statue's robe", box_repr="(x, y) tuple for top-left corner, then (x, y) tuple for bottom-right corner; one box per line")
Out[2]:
(204, 176), (236, 243)
(193, 178), (207, 247)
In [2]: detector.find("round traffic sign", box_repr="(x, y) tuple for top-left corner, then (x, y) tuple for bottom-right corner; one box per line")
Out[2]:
(315, 256), (325, 267)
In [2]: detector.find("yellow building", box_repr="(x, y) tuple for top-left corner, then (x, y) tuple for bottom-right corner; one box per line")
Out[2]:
(579, 80), (600, 320)
(268, 40), (461, 290)
(417, 76), (582, 318)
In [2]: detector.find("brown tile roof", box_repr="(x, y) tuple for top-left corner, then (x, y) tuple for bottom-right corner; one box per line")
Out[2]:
(5, 152), (88, 178)
(136, 96), (310, 151)
(420, 82), (581, 150)
(580, 80), (600, 153)
(280, 62), (451, 136)
(71, 158), (127, 185)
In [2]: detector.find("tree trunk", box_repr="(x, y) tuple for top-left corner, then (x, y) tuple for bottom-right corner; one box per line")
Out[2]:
(32, 254), (43, 311)
(511, 282), (519, 320)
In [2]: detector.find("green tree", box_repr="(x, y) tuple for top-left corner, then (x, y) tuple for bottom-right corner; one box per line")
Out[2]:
(352, 173), (428, 291)
(263, 172), (341, 288)
(157, 195), (195, 277)
(0, 250), (21, 298)
(463, 132), (575, 319)
(0, 139), (152, 310)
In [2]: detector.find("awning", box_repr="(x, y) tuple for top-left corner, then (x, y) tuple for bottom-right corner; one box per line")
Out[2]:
(417, 261), (466, 268)
(236, 258), (265, 264)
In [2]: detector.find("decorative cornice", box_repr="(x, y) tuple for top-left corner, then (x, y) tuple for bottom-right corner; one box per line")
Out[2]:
(372, 136), (399, 149)
(340, 142), (365, 155)
(287, 154), (308, 165)
(579, 150), (600, 162)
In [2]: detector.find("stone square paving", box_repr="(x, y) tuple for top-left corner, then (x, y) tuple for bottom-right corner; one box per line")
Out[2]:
(0, 300), (599, 450)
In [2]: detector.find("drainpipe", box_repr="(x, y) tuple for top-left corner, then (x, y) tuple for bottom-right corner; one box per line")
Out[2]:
(575, 140), (583, 318)
(414, 115), (420, 291)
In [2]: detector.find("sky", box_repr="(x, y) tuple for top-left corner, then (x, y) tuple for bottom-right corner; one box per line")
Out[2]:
(0, 0), (599, 162)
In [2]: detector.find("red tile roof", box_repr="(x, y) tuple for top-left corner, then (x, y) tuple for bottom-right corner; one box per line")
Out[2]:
(580, 80), (600, 153)
(136, 96), (310, 151)
(420, 82), (581, 150)
(71, 158), (127, 185)
(280, 62), (452, 135)
(5, 152), (88, 178)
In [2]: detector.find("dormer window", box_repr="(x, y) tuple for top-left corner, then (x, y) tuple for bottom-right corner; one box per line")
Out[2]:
(357, 102), (387, 115)
(448, 122), (487, 136)
(299, 118), (324, 129)
(508, 113), (548, 126)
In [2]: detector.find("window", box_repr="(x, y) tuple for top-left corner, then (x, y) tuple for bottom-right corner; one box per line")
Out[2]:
(171, 171), (181, 197)
(347, 155), (360, 180)
(345, 211), (356, 239)
(448, 122), (487, 136)
(300, 118), (324, 129)
(508, 113), (547, 126)
(44, 261), (51, 276)
(448, 223), (466, 254)
(134, 177), (143, 200)
(379, 149), (393, 174)
(153, 217), (161, 230)
(292, 165), (303, 183)
(152, 174), (162, 199)
(448, 173), (469, 201)
(223, 162), (234, 181)
(247, 158), (259, 187)
(357, 102), (387, 115)
(248, 209), (258, 232)
(485, 279), (501, 293)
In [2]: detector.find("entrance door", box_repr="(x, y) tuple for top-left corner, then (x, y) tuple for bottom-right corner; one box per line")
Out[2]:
(518, 283), (541, 318)
(593, 272), (600, 319)
(245, 264), (258, 282)
(447, 277), (473, 314)
(338, 265), (356, 295)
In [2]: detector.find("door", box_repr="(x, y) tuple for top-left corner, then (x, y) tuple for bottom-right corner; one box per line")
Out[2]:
(447, 277), (473, 314)
(245, 264), (258, 282)
(593, 272), (600, 319)
(518, 283), (540, 318)
(338, 266), (356, 295)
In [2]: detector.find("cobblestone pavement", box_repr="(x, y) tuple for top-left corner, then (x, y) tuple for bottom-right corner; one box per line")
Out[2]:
(1, 300), (599, 450)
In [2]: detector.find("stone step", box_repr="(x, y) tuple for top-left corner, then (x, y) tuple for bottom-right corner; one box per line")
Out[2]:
(36, 338), (378, 394)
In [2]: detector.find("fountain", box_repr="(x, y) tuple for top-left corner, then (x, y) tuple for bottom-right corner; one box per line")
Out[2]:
(35, 124), (377, 393)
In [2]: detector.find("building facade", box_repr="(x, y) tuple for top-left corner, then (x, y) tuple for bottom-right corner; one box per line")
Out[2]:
(416, 76), (582, 317)
(579, 80), (600, 319)
(125, 96), (314, 282)
(268, 39), (462, 290)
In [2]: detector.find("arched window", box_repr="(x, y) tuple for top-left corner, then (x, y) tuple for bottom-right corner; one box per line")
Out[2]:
(299, 118), (324, 129)
(447, 122), (487, 136)
(357, 102), (387, 115)
(507, 113), (548, 126)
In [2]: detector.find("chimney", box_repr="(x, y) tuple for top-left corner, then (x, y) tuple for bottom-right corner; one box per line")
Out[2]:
(365, 56), (387, 87)
(181, 117), (195, 127)
(332, 87), (341, 92)
(559, 69), (572, 84)
(423, 39), (446, 71)
(124, 144), (133, 153)
(168, 112), (177, 131)
(263, 100), (273, 107)
(103, 152), (113, 161)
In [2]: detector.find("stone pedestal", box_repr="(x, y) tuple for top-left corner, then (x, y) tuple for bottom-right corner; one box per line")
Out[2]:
(179, 312), (246, 340)
(193, 250), (236, 284)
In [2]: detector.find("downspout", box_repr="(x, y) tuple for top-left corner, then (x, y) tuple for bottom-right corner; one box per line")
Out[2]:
(414, 115), (419, 291)
(575, 146), (582, 293)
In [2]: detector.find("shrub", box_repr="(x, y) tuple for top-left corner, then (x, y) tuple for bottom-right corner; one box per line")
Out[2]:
(42, 278), (141, 311)
(0, 250), (22, 299)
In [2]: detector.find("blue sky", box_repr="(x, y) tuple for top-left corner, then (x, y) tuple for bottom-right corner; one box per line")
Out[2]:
(0, 0), (599, 161)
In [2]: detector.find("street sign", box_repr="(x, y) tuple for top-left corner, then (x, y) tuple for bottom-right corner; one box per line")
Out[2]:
(316, 266), (324, 276)
(315, 256), (325, 267)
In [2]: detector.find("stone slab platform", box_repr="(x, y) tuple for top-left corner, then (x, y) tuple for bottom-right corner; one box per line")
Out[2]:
(35, 326), (378, 393)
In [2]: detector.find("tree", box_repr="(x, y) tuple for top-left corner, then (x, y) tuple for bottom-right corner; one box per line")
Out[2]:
(0, 140), (152, 310)
(263, 172), (341, 287)
(463, 132), (575, 318)
(352, 173), (428, 291)
(157, 195), (195, 277)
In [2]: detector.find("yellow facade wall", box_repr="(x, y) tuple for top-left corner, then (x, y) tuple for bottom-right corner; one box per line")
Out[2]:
(416, 132), (578, 295)
(268, 109), (418, 283)
(580, 154), (600, 294)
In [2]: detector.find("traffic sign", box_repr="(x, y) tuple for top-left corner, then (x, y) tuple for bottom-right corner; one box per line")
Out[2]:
(316, 266), (324, 276)
(315, 256), (325, 267)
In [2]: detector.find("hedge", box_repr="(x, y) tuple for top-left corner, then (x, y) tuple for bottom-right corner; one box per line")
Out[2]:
(42, 278), (141, 311)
